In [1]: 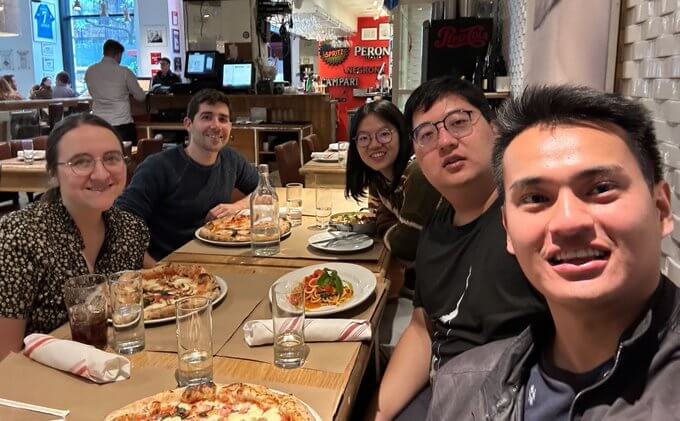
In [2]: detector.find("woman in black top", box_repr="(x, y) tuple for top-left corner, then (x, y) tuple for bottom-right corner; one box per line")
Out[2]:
(0, 114), (149, 360)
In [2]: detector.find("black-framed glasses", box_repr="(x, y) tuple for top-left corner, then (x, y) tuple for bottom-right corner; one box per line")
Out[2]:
(355, 128), (393, 147)
(57, 151), (129, 176)
(411, 110), (481, 150)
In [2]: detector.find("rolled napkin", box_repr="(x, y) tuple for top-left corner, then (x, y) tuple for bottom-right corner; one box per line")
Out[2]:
(311, 152), (338, 161)
(23, 334), (131, 384)
(327, 143), (339, 151)
(244, 319), (372, 346)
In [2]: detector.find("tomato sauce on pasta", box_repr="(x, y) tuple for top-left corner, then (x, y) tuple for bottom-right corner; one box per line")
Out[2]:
(289, 269), (354, 310)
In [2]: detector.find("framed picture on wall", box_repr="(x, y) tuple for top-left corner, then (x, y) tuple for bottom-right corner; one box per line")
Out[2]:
(174, 57), (182, 73)
(379, 23), (391, 40)
(32, 1), (57, 43)
(361, 27), (378, 41)
(171, 11), (179, 26)
(144, 26), (166, 46)
(41, 43), (54, 57)
(172, 29), (181, 53)
(42, 57), (54, 72)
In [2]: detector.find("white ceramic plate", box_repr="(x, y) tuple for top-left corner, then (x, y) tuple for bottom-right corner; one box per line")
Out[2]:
(194, 226), (292, 247)
(16, 150), (46, 160)
(269, 388), (322, 421)
(312, 152), (339, 162)
(144, 275), (228, 325)
(308, 231), (373, 253)
(270, 262), (377, 316)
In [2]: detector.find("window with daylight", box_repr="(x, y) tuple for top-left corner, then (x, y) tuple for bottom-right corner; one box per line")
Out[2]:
(62, 0), (137, 94)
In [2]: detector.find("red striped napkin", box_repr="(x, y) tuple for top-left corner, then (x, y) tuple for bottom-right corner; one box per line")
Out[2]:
(23, 334), (131, 383)
(243, 319), (372, 346)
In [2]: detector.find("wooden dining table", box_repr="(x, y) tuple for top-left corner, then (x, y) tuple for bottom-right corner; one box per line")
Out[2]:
(299, 160), (346, 188)
(0, 157), (48, 192)
(0, 188), (391, 421)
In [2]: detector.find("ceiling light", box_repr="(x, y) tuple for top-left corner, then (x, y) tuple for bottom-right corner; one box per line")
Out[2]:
(72, 0), (81, 13)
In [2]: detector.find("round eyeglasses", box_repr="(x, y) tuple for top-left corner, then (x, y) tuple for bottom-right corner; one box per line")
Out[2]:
(411, 110), (481, 151)
(355, 129), (393, 147)
(57, 151), (128, 176)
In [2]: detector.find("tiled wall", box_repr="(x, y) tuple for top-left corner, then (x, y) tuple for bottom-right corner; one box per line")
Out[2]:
(617, 0), (680, 283)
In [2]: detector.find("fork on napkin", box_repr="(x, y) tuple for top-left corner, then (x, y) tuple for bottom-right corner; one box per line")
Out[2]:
(23, 334), (131, 384)
(244, 319), (372, 346)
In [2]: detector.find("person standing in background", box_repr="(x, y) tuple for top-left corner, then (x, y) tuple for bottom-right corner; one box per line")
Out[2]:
(151, 57), (181, 87)
(85, 39), (146, 144)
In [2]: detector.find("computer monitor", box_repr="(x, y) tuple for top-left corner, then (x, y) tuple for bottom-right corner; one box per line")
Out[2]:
(222, 62), (253, 91)
(185, 50), (220, 79)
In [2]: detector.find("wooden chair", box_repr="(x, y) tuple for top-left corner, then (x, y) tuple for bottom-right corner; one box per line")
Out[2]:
(0, 142), (19, 209)
(301, 135), (315, 163)
(307, 133), (322, 153)
(274, 140), (303, 186)
(129, 138), (163, 174)
(48, 103), (64, 131)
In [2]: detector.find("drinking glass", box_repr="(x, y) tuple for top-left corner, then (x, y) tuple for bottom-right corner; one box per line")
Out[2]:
(108, 272), (145, 355)
(315, 187), (332, 229)
(337, 142), (349, 167)
(286, 182), (303, 226)
(176, 296), (214, 386)
(272, 282), (305, 369)
(21, 139), (34, 165)
(62, 274), (108, 350)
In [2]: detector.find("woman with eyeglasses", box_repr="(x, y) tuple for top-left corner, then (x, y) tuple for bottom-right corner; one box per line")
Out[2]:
(0, 113), (149, 360)
(346, 100), (440, 352)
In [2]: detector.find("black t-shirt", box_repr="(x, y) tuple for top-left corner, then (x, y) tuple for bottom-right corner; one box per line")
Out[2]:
(524, 351), (613, 421)
(116, 146), (259, 260)
(414, 198), (547, 371)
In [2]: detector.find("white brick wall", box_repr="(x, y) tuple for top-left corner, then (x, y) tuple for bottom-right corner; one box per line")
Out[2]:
(617, 1), (680, 283)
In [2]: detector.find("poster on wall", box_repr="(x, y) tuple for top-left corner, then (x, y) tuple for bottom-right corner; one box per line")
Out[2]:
(174, 57), (182, 72)
(172, 29), (181, 53)
(0, 50), (13, 71)
(361, 27), (377, 41)
(32, 1), (56, 43)
(378, 23), (391, 40)
(42, 57), (54, 72)
(172, 11), (179, 26)
(144, 26), (166, 46)
(17, 51), (31, 70)
(41, 43), (54, 57)
(150, 52), (161, 65)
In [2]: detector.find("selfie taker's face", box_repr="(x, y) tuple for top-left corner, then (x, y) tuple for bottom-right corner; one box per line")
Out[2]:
(502, 124), (672, 309)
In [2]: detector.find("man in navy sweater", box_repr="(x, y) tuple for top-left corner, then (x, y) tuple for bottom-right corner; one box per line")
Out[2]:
(117, 89), (258, 264)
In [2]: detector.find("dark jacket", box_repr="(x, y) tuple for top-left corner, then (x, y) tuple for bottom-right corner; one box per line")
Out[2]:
(428, 276), (680, 421)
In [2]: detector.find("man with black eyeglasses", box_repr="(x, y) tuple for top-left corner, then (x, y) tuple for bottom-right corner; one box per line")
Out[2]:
(375, 77), (547, 420)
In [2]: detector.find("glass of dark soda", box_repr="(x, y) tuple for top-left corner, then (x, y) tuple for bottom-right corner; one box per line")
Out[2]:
(63, 274), (108, 350)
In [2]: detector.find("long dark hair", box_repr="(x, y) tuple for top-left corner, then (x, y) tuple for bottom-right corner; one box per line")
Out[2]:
(345, 100), (413, 201)
(43, 113), (124, 202)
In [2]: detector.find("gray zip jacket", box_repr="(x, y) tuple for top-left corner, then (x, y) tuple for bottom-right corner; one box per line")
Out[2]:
(428, 276), (680, 421)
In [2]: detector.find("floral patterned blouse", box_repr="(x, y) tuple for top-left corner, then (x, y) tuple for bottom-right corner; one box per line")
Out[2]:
(0, 198), (149, 335)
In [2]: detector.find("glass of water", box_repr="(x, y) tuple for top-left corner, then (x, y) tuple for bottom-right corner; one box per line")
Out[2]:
(337, 142), (349, 167)
(315, 187), (332, 229)
(21, 139), (34, 165)
(176, 296), (213, 386)
(272, 282), (305, 369)
(108, 272), (145, 355)
(286, 182), (303, 226)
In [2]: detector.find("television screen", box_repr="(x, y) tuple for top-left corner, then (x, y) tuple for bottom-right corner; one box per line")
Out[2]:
(222, 63), (253, 90)
(186, 51), (218, 78)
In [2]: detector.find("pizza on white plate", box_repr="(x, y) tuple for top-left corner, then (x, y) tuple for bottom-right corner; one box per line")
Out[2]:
(198, 214), (292, 243)
(105, 382), (315, 421)
(119, 263), (221, 320)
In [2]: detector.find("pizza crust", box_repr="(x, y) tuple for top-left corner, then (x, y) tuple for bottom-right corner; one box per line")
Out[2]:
(105, 382), (315, 421)
(199, 215), (292, 243)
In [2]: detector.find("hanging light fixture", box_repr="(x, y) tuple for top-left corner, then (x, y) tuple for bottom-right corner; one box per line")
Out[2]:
(72, 0), (82, 13)
(123, 6), (130, 22)
(100, 0), (108, 17)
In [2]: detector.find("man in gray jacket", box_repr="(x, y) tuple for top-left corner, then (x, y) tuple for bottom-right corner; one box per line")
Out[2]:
(428, 85), (680, 421)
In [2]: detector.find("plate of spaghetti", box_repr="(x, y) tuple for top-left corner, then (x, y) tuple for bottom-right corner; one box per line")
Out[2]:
(270, 263), (377, 316)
